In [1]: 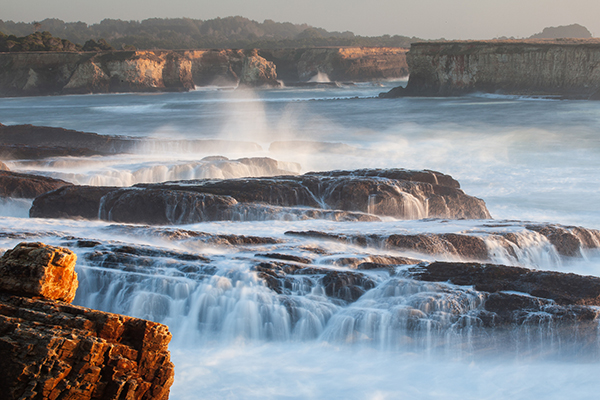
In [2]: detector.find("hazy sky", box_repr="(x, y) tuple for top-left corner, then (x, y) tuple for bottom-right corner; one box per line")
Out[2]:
(2, 0), (600, 39)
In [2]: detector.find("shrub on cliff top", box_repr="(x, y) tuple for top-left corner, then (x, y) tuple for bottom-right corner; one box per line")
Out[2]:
(0, 31), (83, 52)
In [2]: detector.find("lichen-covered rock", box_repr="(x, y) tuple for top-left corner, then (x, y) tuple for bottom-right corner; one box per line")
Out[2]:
(0, 242), (78, 302)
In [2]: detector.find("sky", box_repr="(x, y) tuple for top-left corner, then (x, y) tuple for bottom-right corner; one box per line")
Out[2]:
(2, 0), (600, 39)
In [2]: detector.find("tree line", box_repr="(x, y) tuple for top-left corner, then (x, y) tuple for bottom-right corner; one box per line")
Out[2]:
(0, 16), (421, 50)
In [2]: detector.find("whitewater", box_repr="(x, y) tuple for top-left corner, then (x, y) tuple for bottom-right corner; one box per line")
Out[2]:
(2, 80), (600, 399)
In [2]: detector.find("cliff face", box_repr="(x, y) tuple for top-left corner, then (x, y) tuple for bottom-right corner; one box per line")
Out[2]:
(396, 40), (600, 98)
(0, 49), (278, 96)
(260, 47), (408, 82)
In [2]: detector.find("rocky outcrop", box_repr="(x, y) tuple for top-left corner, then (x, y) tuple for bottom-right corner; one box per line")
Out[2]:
(381, 39), (600, 99)
(286, 223), (600, 263)
(0, 161), (9, 170)
(30, 168), (492, 223)
(0, 242), (174, 400)
(406, 261), (600, 326)
(260, 47), (408, 82)
(0, 123), (265, 159)
(0, 123), (137, 154)
(0, 170), (72, 198)
(239, 50), (279, 86)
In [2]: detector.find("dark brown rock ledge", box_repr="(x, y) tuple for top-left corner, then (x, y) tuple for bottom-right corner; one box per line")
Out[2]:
(0, 242), (174, 400)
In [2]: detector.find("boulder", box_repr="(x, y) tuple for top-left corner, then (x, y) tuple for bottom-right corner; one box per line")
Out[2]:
(0, 170), (72, 198)
(0, 242), (175, 400)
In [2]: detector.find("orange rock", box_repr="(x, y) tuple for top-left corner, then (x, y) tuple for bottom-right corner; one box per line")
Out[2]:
(0, 242), (78, 302)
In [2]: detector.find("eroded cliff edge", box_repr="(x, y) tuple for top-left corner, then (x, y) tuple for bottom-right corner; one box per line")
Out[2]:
(382, 39), (600, 99)
(0, 49), (278, 96)
(0, 47), (408, 96)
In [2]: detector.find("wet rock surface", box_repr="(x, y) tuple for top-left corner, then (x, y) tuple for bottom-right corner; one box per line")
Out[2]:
(408, 261), (600, 305)
(30, 185), (115, 219)
(0, 242), (175, 400)
(30, 168), (492, 223)
(0, 170), (72, 198)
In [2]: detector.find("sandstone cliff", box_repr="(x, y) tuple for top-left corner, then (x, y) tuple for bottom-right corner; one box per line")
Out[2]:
(260, 47), (408, 82)
(382, 39), (600, 99)
(0, 242), (174, 400)
(0, 49), (278, 96)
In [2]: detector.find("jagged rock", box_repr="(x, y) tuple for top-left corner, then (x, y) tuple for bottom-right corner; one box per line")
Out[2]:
(239, 50), (279, 87)
(407, 261), (600, 306)
(0, 170), (72, 198)
(0, 161), (9, 170)
(0, 242), (78, 302)
(0, 294), (174, 400)
(0, 242), (175, 399)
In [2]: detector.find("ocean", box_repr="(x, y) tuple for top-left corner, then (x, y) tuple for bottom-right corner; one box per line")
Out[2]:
(1, 80), (600, 399)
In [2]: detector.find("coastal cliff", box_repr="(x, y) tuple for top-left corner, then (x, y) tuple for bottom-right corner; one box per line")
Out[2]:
(382, 39), (600, 99)
(0, 49), (278, 96)
(260, 47), (408, 82)
(0, 46), (407, 96)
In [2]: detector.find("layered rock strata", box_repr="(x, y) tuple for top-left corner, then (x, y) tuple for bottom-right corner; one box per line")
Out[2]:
(0, 242), (174, 400)
(29, 168), (492, 223)
(381, 39), (600, 99)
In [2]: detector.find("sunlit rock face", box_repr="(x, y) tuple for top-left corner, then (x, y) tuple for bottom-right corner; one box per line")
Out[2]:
(382, 40), (600, 99)
(0, 242), (174, 400)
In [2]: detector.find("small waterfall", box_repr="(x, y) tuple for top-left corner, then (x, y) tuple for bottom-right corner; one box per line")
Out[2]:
(485, 230), (563, 268)
(70, 240), (598, 358)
